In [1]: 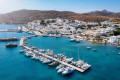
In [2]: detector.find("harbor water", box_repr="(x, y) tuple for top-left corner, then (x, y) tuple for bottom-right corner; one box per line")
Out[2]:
(0, 24), (120, 80)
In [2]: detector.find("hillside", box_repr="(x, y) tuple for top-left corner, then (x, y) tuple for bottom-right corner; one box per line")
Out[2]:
(0, 9), (119, 24)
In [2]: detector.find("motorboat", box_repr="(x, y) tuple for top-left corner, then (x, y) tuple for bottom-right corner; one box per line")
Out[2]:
(76, 39), (80, 43)
(70, 38), (76, 42)
(87, 47), (91, 49)
(93, 49), (97, 51)
(118, 53), (120, 55)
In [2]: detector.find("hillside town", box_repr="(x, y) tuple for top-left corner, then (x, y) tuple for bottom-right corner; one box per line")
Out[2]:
(19, 18), (120, 46)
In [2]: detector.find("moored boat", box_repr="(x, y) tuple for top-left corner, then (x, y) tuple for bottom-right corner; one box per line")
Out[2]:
(62, 67), (75, 76)
(6, 42), (17, 48)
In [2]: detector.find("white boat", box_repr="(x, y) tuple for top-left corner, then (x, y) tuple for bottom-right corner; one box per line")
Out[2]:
(19, 50), (25, 53)
(25, 52), (31, 57)
(55, 34), (61, 38)
(63, 57), (73, 63)
(76, 39), (80, 43)
(62, 67), (75, 76)
(42, 59), (52, 64)
(81, 63), (91, 70)
(70, 38), (76, 42)
(56, 64), (64, 70)
(57, 67), (65, 73)
(76, 60), (84, 67)
(45, 49), (53, 56)
(118, 53), (120, 55)
(93, 49), (97, 51)
(87, 47), (91, 49)
(31, 54), (37, 59)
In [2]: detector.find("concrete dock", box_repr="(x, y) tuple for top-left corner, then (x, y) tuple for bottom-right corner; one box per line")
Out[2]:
(23, 46), (85, 72)
(19, 37), (26, 46)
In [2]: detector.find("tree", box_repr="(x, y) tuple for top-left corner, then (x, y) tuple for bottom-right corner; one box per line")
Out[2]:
(113, 28), (120, 36)
(40, 20), (46, 26)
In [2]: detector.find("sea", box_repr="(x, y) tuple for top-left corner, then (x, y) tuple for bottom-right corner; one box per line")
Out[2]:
(0, 24), (120, 80)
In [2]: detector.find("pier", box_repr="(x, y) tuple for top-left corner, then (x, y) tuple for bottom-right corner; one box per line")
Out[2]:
(19, 37), (26, 46)
(26, 35), (37, 38)
(0, 29), (19, 32)
(23, 46), (85, 72)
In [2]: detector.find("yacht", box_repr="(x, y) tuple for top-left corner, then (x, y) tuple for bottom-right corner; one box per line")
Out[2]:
(48, 61), (59, 66)
(62, 67), (75, 76)
(25, 52), (31, 57)
(57, 67), (66, 73)
(76, 60), (84, 67)
(31, 54), (37, 59)
(45, 49), (53, 56)
(63, 57), (73, 63)
(42, 59), (52, 64)
(56, 64), (64, 70)
(81, 63), (91, 70)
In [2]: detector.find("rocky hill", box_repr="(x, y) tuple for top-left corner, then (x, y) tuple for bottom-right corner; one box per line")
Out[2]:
(0, 9), (119, 24)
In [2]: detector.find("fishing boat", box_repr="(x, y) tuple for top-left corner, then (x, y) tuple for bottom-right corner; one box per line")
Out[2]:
(62, 67), (75, 76)
(6, 42), (17, 48)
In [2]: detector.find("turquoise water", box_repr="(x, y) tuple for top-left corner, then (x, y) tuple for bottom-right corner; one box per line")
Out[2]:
(0, 24), (25, 30)
(0, 25), (120, 80)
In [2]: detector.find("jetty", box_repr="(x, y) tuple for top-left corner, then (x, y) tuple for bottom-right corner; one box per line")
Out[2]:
(0, 37), (18, 41)
(19, 37), (26, 46)
(0, 29), (19, 32)
(26, 35), (37, 38)
(23, 46), (85, 72)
